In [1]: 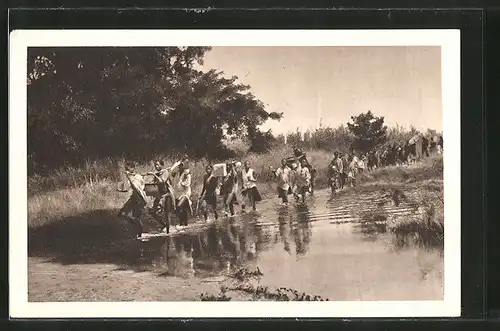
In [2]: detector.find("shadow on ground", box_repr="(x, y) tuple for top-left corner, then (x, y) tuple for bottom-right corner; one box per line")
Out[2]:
(28, 209), (267, 276)
(29, 209), (164, 267)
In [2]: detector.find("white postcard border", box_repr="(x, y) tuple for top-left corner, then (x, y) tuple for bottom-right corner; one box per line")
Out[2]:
(9, 29), (461, 318)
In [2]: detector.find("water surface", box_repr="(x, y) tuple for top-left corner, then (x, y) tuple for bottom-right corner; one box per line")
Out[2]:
(125, 189), (444, 301)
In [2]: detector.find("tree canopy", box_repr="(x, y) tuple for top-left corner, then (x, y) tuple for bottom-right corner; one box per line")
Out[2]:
(27, 47), (282, 173)
(346, 110), (388, 154)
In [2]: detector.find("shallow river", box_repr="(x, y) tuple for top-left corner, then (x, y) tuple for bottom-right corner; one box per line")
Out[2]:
(131, 188), (443, 301)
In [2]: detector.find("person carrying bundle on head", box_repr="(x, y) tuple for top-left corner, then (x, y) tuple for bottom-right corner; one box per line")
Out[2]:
(286, 147), (316, 193)
(294, 157), (311, 204)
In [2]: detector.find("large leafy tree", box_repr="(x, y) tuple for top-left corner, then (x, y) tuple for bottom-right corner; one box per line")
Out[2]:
(346, 110), (388, 154)
(27, 47), (282, 172)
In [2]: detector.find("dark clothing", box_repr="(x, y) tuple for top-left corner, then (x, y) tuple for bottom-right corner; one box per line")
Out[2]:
(242, 186), (262, 202)
(278, 187), (289, 203)
(176, 197), (190, 226)
(342, 158), (349, 173)
(201, 174), (219, 196)
(201, 174), (219, 220)
(242, 186), (262, 211)
(119, 191), (146, 235)
(285, 152), (311, 168)
(221, 168), (238, 216)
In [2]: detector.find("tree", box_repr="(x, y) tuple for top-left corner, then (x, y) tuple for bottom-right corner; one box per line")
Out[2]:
(346, 110), (388, 154)
(247, 128), (276, 154)
(27, 47), (282, 173)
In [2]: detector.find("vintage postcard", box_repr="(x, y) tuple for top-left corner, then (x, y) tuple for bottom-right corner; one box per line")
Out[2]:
(9, 29), (460, 318)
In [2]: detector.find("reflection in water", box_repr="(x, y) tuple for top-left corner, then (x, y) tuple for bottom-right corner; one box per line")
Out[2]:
(277, 206), (292, 254)
(132, 189), (442, 300)
(293, 204), (312, 256)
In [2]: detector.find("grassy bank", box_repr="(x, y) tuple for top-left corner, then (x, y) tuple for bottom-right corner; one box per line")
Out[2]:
(355, 155), (444, 251)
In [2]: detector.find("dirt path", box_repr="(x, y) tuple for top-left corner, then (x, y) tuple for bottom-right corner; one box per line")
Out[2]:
(28, 257), (244, 302)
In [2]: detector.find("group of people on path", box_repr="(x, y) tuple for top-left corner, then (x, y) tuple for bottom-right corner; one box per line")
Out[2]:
(271, 149), (315, 205)
(118, 156), (263, 238)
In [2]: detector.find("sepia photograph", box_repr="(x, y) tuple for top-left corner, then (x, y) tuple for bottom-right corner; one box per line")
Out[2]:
(10, 30), (460, 318)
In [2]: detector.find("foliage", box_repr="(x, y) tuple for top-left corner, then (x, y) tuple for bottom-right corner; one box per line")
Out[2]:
(275, 125), (355, 155)
(198, 266), (328, 301)
(200, 287), (232, 301)
(27, 47), (282, 174)
(347, 110), (388, 154)
(247, 128), (277, 154)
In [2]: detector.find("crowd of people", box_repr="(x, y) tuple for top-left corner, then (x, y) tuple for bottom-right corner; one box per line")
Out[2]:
(117, 134), (443, 239)
(118, 156), (264, 238)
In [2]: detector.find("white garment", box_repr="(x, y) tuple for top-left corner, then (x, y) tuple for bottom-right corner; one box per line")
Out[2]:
(176, 170), (192, 199)
(127, 172), (147, 203)
(295, 165), (310, 188)
(275, 166), (291, 190)
(242, 168), (257, 190)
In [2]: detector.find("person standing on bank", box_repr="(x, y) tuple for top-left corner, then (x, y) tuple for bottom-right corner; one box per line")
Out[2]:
(241, 161), (262, 213)
(199, 165), (219, 222)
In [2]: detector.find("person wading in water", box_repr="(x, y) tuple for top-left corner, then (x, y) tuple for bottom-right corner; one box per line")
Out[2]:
(199, 165), (219, 222)
(241, 161), (262, 213)
(172, 157), (193, 229)
(147, 159), (175, 233)
(118, 161), (148, 239)
(286, 147), (316, 193)
(294, 158), (311, 204)
(221, 161), (239, 216)
(273, 158), (292, 205)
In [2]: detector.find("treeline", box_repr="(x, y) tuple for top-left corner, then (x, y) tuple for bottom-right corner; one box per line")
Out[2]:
(27, 47), (282, 175)
(27, 47), (441, 176)
(273, 111), (441, 155)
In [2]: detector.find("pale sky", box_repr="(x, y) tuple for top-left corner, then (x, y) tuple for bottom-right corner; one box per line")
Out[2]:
(202, 46), (442, 135)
